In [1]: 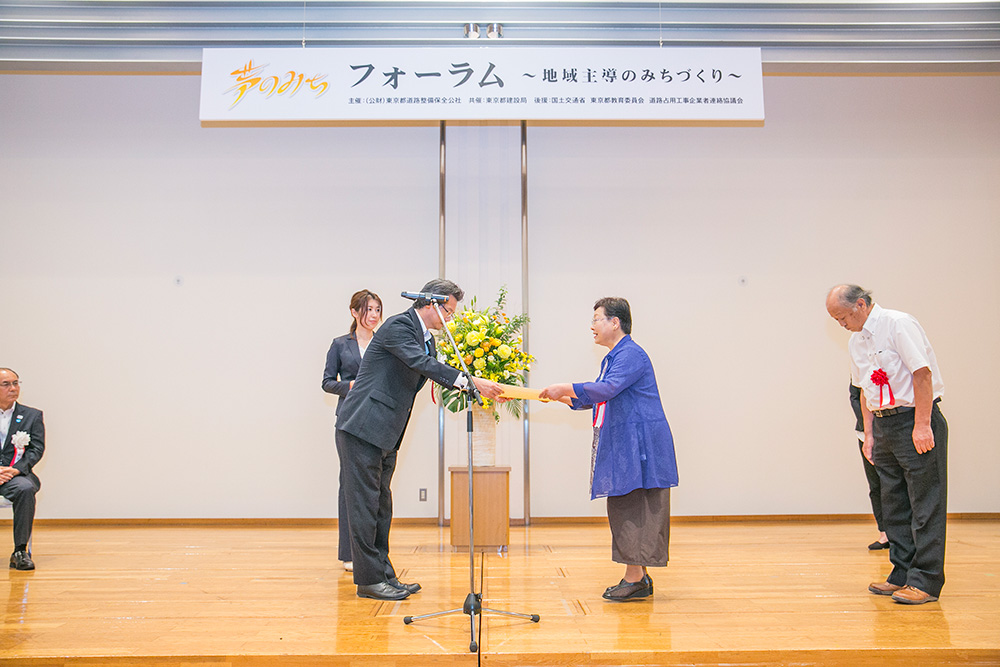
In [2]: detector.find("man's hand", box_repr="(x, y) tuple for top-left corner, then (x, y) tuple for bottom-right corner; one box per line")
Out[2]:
(913, 423), (935, 454)
(471, 377), (504, 401)
(0, 466), (20, 485)
(862, 434), (875, 464)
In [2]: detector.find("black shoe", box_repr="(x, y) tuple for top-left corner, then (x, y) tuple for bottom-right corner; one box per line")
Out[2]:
(357, 581), (410, 600)
(602, 577), (652, 602)
(606, 573), (654, 594)
(388, 577), (421, 594)
(9, 550), (34, 571)
(868, 540), (890, 550)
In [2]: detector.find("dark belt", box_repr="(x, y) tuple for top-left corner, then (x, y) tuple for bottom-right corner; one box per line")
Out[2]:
(872, 397), (941, 418)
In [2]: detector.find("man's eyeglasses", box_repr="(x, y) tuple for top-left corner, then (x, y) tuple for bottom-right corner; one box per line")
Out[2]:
(0, 381), (20, 389)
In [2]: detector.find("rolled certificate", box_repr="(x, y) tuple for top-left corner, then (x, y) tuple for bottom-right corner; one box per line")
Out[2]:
(499, 384), (548, 402)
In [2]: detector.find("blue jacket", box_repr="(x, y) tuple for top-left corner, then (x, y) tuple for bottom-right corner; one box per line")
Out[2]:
(571, 335), (678, 499)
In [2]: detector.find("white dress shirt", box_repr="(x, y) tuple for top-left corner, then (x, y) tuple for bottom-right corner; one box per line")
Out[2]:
(848, 304), (944, 411)
(417, 310), (468, 390)
(0, 403), (15, 446)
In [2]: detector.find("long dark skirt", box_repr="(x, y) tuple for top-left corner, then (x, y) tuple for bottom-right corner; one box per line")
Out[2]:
(606, 487), (671, 567)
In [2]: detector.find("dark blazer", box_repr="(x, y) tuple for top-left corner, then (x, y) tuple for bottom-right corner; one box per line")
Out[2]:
(336, 308), (461, 451)
(323, 332), (362, 415)
(849, 383), (864, 433)
(1, 402), (44, 486)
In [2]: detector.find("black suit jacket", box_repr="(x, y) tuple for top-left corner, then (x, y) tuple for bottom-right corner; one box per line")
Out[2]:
(336, 308), (461, 451)
(1, 402), (44, 487)
(849, 383), (864, 433)
(323, 332), (362, 416)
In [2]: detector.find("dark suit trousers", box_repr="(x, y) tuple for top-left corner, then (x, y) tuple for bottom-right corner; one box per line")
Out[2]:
(859, 439), (884, 532)
(0, 475), (39, 548)
(337, 464), (352, 562)
(873, 404), (948, 597)
(335, 429), (398, 586)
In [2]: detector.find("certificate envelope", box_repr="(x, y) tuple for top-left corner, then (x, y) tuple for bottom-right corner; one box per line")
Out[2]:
(499, 385), (547, 401)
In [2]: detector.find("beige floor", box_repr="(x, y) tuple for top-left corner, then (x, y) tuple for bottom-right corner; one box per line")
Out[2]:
(2, 520), (998, 666)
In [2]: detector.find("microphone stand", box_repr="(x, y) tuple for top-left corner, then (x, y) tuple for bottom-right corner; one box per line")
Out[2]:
(403, 301), (540, 653)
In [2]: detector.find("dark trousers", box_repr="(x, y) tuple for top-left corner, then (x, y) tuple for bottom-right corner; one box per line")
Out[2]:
(872, 404), (948, 597)
(335, 429), (398, 586)
(859, 439), (884, 532)
(0, 475), (39, 550)
(337, 461), (352, 562)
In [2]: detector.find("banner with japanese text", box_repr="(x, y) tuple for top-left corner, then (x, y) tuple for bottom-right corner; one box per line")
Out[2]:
(200, 47), (764, 123)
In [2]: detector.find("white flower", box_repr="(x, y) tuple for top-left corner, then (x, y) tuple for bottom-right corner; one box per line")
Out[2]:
(11, 431), (30, 448)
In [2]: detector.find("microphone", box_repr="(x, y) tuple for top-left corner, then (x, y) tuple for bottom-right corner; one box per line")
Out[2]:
(401, 291), (450, 304)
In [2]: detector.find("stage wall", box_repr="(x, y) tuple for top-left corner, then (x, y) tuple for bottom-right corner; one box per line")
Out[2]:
(0, 72), (997, 519)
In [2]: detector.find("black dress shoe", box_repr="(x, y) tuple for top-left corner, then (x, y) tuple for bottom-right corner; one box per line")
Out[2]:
(602, 577), (652, 602)
(357, 581), (410, 601)
(606, 573), (653, 594)
(868, 540), (890, 550)
(388, 577), (421, 594)
(9, 550), (35, 571)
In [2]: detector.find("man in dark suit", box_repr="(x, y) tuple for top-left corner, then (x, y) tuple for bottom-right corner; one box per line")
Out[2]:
(0, 368), (45, 571)
(336, 279), (504, 600)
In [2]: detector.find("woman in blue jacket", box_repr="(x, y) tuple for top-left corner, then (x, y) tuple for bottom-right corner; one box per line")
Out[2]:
(540, 297), (678, 601)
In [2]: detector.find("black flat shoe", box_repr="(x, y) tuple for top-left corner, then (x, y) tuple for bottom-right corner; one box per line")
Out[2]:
(9, 550), (34, 571)
(602, 578), (652, 602)
(868, 540), (890, 550)
(388, 577), (421, 594)
(357, 581), (410, 600)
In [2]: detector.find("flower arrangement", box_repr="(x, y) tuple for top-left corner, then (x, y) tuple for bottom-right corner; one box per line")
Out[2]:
(436, 286), (534, 418)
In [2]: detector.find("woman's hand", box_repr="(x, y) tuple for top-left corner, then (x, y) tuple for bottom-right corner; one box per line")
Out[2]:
(539, 383), (575, 402)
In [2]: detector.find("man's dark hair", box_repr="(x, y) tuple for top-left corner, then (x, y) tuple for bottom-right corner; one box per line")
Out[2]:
(413, 279), (464, 308)
(594, 297), (632, 334)
(838, 284), (873, 308)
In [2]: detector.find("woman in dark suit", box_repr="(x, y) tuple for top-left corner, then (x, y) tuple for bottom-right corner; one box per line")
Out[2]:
(323, 289), (383, 572)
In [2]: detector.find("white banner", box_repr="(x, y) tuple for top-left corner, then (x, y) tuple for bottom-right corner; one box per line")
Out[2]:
(200, 47), (764, 123)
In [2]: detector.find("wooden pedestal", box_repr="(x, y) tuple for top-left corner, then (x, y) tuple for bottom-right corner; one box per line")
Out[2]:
(449, 466), (510, 551)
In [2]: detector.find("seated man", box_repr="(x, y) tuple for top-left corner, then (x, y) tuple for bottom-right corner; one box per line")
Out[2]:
(0, 368), (45, 571)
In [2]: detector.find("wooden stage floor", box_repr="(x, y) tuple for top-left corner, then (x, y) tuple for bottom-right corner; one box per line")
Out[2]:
(2, 519), (998, 666)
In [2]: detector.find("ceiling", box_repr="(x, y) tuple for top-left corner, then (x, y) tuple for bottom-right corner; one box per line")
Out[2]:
(2, 1), (999, 73)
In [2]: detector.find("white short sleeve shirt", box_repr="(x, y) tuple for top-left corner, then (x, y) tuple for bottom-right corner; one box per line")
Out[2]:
(848, 304), (944, 411)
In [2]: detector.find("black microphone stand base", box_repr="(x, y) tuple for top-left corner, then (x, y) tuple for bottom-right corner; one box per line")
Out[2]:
(403, 589), (540, 653)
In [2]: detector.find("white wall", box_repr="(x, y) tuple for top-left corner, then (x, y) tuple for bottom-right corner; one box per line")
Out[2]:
(526, 74), (1000, 516)
(1, 72), (997, 519)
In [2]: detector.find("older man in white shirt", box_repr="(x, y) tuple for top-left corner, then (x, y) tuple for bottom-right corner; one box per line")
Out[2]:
(827, 285), (948, 605)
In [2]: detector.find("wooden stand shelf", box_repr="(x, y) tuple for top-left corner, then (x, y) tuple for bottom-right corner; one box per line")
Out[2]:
(449, 466), (510, 551)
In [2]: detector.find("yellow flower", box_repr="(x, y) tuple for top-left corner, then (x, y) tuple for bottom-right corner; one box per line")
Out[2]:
(473, 358), (486, 371)
(465, 331), (480, 347)
(446, 320), (457, 332)
(496, 344), (512, 360)
(474, 348), (485, 358)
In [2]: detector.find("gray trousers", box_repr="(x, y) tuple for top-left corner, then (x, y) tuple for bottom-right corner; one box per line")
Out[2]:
(335, 429), (398, 586)
(1, 474), (38, 550)
(873, 403), (948, 597)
